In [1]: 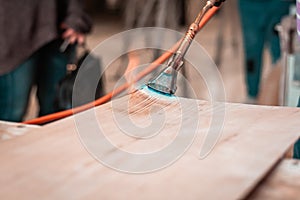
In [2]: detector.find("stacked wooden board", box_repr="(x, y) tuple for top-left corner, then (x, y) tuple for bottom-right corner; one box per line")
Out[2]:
(249, 159), (300, 200)
(0, 90), (299, 199)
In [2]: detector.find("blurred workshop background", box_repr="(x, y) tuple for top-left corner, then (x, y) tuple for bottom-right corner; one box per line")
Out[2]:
(22, 0), (299, 120)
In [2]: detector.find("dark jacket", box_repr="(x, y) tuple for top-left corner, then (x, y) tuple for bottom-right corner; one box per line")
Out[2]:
(0, 0), (92, 75)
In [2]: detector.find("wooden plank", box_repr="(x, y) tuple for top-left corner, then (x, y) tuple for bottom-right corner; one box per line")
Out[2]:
(0, 120), (39, 141)
(0, 90), (300, 200)
(248, 159), (300, 200)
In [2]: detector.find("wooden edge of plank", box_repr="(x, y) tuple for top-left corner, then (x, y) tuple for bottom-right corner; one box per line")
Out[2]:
(0, 120), (40, 142)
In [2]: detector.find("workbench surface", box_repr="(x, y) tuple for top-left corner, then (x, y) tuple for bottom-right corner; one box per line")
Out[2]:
(0, 90), (299, 200)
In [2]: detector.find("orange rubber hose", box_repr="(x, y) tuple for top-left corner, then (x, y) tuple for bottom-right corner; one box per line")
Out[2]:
(23, 6), (219, 125)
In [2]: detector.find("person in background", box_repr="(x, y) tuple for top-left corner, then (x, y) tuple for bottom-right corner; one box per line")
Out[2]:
(294, 97), (300, 159)
(294, 140), (300, 159)
(0, 0), (92, 122)
(238, 0), (294, 104)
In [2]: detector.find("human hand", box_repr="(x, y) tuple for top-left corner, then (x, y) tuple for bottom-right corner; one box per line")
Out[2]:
(61, 23), (85, 45)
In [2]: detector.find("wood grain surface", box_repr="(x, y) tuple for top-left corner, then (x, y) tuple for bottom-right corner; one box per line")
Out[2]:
(248, 159), (300, 200)
(0, 120), (39, 141)
(0, 89), (299, 200)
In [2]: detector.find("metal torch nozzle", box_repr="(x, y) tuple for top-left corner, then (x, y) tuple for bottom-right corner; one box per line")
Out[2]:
(147, 0), (225, 95)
